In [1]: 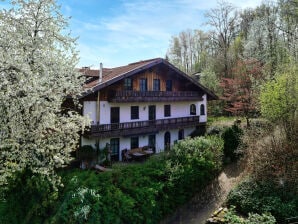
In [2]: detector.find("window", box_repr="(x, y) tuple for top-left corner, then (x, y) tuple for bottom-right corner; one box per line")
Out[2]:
(131, 137), (139, 149)
(153, 79), (160, 91)
(139, 78), (147, 91)
(110, 138), (120, 161)
(190, 104), (196, 115)
(131, 106), (139, 119)
(164, 105), (171, 117)
(166, 80), (172, 91)
(178, 129), (184, 140)
(124, 78), (133, 90)
(148, 134), (156, 150)
(164, 132), (171, 150)
(200, 104), (205, 115)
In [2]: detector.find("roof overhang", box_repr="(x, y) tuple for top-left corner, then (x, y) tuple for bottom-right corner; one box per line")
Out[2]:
(79, 58), (218, 100)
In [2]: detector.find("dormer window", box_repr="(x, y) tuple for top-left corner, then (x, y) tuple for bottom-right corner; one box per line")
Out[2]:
(124, 78), (133, 90)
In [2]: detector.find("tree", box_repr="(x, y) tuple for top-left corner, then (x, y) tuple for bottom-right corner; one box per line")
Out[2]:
(0, 0), (88, 190)
(205, 1), (239, 77)
(260, 63), (298, 141)
(220, 59), (263, 126)
(243, 3), (280, 77)
(278, 0), (298, 62)
(166, 29), (212, 74)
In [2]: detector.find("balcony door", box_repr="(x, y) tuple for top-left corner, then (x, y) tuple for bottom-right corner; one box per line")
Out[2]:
(164, 131), (171, 150)
(110, 107), (120, 129)
(110, 138), (120, 161)
(148, 134), (156, 153)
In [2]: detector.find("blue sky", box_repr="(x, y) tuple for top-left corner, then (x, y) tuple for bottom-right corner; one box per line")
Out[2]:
(1, 0), (264, 68)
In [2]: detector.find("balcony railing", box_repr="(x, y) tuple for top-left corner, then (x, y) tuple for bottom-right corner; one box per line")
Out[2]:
(89, 115), (202, 138)
(108, 90), (203, 102)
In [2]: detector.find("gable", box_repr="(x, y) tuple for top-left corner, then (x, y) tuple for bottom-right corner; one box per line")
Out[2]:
(79, 58), (217, 100)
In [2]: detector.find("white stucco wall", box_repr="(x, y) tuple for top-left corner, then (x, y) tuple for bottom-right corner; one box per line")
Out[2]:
(96, 100), (206, 124)
(199, 94), (207, 123)
(81, 126), (196, 161)
(83, 101), (97, 124)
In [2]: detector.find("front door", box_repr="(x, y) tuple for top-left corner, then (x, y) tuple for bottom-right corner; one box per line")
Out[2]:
(148, 105), (156, 121)
(110, 107), (120, 129)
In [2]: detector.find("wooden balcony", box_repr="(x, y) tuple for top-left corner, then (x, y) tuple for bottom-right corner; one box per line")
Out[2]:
(108, 90), (203, 102)
(89, 115), (203, 138)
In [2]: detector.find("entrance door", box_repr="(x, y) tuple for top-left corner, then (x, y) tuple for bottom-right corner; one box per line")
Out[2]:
(148, 105), (156, 124)
(110, 107), (120, 129)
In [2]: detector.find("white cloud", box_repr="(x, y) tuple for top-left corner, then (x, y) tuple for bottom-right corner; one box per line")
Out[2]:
(73, 0), (267, 67)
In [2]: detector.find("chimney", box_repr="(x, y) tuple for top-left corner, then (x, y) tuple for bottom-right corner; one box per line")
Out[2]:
(99, 62), (103, 83)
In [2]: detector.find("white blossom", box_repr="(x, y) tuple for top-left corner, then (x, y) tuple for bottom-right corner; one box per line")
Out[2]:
(0, 0), (89, 189)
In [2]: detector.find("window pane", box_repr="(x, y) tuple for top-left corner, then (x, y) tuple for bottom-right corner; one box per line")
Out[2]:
(190, 104), (196, 115)
(148, 135), (156, 148)
(164, 105), (171, 117)
(153, 79), (160, 91)
(131, 137), (139, 149)
(139, 78), (147, 91)
(200, 104), (205, 115)
(166, 80), (172, 91)
(178, 129), (184, 140)
(110, 138), (119, 155)
(124, 78), (133, 90)
(131, 106), (139, 119)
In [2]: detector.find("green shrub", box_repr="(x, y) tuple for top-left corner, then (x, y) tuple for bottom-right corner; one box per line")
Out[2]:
(0, 170), (58, 224)
(227, 178), (298, 222)
(1, 136), (224, 223)
(246, 213), (276, 224)
(206, 125), (224, 136)
(224, 206), (276, 224)
(221, 124), (243, 161)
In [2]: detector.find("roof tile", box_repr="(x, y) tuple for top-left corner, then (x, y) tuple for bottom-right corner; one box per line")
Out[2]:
(80, 58), (161, 89)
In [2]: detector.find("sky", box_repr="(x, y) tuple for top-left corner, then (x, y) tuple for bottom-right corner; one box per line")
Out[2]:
(2, 0), (265, 68)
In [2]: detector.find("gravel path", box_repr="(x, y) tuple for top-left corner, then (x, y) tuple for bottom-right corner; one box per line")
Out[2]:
(161, 162), (244, 224)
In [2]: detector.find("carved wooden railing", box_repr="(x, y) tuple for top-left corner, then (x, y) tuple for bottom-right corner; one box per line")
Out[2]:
(90, 115), (201, 137)
(108, 90), (203, 102)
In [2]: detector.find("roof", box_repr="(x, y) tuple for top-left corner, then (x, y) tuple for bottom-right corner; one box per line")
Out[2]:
(79, 58), (218, 100)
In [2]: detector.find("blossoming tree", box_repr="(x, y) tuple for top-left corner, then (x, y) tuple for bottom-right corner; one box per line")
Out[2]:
(0, 0), (88, 189)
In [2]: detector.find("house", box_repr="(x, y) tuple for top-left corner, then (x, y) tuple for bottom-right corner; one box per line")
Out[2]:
(78, 58), (217, 161)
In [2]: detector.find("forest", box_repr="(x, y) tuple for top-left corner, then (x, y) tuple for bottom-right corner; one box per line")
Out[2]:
(166, 0), (297, 124)
(166, 1), (297, 222)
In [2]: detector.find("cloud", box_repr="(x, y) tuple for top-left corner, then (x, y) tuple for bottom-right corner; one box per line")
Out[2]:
(86, 0), (206, 67)
(70, 0), (267, 67)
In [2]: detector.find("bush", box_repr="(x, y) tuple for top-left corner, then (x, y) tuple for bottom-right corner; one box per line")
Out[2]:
(1, 136), (224, 223)
(226, 178), (298, 223)
(0, 170), (58, 224)
(224, 206), (276, 224)
(206, 125), (224, 136)
(221, 124), (243, 161)
(165, 136), (224, 209)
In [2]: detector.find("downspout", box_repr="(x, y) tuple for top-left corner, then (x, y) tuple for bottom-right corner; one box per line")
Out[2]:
(96, 62), (102, 163)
